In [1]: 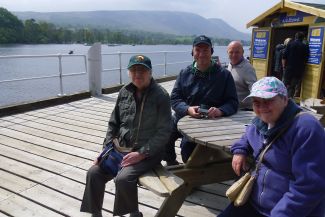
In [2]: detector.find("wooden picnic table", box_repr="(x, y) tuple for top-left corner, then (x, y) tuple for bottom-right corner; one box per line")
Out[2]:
(155, 111), (255, 217)
(155, 108), (325, 217)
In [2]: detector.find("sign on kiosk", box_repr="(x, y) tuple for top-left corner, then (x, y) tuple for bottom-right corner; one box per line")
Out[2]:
(307, 27), (324, 65)
(252, 30), (269, 59)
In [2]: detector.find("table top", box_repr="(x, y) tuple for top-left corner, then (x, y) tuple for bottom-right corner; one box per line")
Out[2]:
(177, 111), (255, 152)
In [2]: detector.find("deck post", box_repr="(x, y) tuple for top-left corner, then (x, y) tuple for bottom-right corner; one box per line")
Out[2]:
(88, 43), (102, 96)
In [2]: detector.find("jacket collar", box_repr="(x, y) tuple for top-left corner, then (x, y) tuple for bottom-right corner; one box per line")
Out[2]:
(192, 61), (218, 78)
(229, 57), (245, 68)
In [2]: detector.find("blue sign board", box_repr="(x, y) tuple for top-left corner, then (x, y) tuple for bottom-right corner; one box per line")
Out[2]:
(253, 31), (269, 59)
(307, 27), (324, 65)
(279, 11), (310, 24)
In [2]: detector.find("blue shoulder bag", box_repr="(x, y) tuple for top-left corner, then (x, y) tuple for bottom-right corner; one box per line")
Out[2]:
(98, 142), (125, 176)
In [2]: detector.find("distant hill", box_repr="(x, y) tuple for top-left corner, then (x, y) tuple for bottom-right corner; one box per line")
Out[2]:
(14, 11), (251, 41)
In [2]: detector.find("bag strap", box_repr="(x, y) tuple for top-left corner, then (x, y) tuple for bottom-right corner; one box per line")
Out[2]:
(254, 112), (304, 173)
(134, 91), (148, 145)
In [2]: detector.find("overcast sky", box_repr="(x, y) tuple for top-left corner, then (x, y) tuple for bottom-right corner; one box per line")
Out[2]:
(1, 0), (324, 32)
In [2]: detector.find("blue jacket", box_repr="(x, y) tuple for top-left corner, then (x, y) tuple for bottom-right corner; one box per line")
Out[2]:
(231, 101), (325, 217)
(171, 62), (238, 121)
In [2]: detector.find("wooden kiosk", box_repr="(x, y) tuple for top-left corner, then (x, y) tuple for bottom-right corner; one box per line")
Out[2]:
(247, 0), (325, 100)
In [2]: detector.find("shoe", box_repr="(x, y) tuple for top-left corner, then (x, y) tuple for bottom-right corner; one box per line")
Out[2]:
(130, 211), (143, 217)
(166, 160), (179, 166)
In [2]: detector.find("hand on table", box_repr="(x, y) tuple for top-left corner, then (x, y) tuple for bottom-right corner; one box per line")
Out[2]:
(207, 107), (223, 118)
(187, 106), (201, 118)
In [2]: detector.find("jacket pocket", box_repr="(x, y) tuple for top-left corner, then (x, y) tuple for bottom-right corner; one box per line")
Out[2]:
(259, 168), (290, 211)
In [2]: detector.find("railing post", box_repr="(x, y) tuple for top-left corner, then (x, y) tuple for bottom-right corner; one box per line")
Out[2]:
(58, 54), (65, 96)
(88, 43), (102, 96)
(118, 52), (122, 84)
(164, 52), (167, 76)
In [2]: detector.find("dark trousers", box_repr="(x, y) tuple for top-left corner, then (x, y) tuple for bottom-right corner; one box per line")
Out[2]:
(180, 139), (197, 163)
(218, 202), (266, 217)
(272, 69), (283, 81)
(80, 156), (161, 216)
(283, 69), (303, 98)
(80, 165), (113, 215)
(285, 77), (302, 98)
(164, 116), (182, 162)
(163, 115), (197, 163)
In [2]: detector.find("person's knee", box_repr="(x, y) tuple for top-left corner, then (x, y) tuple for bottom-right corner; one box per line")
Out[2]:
(87, 165), (101, 180)
(115, 172), (130, 188)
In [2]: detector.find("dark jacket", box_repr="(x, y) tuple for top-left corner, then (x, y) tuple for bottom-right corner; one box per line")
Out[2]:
(273, 43), (285, 73)
(171, 62), (238, 121)
(231, 100), (325, 217)
(103, 79), (172, 158)
(282, 39), (309, 79)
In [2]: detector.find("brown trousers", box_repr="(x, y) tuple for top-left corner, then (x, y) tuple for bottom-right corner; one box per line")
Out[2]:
(80, 155), (161, 216)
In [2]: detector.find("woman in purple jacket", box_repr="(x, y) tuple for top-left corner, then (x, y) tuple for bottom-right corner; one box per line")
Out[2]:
(218, 77), (325, 217)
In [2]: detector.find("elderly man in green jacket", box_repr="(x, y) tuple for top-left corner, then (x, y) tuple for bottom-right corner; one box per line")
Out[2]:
(81, 55), (172, 217)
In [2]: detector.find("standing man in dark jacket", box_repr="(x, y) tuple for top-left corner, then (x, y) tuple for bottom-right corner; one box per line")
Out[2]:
(273, 38), (292, 80)
(81, 55), (172, 217)
(273, 43), (285, 79)
(164, 35), (239, 165)
(282, 32), (309, 98)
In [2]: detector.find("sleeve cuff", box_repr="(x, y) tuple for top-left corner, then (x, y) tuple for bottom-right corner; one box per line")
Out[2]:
(232, 149), (248, 156)
(138, 146), (150, 156)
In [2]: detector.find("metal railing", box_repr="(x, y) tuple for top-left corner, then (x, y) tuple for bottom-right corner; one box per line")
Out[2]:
(0, 50), (191, 94)
(102, 51), (192, 84)
(0, 48), (232, 107)
(0, 54), (88, 96)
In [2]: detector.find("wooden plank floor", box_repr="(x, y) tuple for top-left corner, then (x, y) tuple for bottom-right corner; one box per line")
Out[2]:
(0, 80), (231, 217)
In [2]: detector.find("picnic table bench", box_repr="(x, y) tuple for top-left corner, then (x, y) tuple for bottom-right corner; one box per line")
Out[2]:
(139, 164), (184, 197)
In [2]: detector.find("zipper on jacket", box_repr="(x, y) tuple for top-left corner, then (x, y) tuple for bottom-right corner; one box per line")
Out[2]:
(259, 169), (270, 205)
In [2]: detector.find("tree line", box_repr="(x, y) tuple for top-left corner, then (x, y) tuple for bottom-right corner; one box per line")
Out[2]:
(0, 7), (249, 46)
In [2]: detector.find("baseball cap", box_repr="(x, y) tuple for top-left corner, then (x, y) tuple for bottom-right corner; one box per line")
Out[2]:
(193, 35), (212, 47)
(127, 55), (152, 70)
(243, 77), (287, 101)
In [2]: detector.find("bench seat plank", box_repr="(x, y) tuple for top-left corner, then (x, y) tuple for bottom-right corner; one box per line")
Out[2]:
(139, 164), (184, 197)
(154, 164), (184, 193)
(139, 169), (170, 197)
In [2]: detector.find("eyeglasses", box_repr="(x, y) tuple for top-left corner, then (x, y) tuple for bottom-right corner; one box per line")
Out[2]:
(252, 98), (277, 108)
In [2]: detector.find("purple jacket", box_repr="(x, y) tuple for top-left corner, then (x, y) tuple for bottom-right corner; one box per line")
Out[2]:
(231, 113), (325, 217)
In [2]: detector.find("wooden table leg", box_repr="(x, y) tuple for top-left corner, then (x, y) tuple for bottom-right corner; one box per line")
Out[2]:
(155, 183), (192, 217)
(155, 145), (235, 216)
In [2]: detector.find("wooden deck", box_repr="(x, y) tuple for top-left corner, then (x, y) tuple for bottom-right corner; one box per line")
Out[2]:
(0, 80), (231, 217)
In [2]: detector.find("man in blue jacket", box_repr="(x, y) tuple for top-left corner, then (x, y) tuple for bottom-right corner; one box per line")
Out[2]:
(164, 35), (238, 165)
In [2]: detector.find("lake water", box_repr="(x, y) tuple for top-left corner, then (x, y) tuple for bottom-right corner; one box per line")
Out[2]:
(0, 44), (250, 107)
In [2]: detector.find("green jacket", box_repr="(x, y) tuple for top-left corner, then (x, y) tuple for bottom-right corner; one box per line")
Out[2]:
(103, 79), (172, 158)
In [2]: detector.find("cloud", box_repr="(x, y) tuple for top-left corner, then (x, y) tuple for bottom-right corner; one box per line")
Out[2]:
(1, 0), (324, 33)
